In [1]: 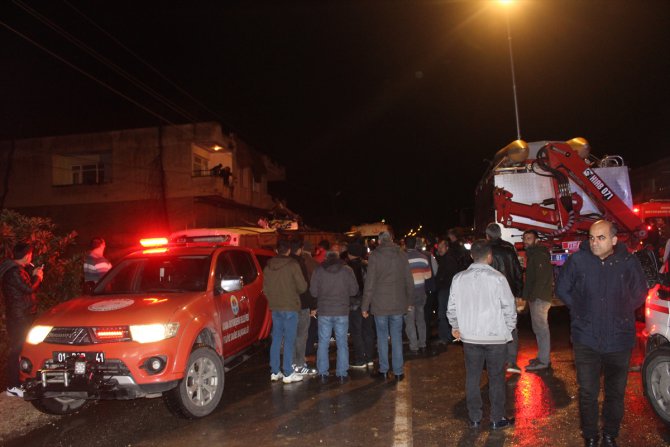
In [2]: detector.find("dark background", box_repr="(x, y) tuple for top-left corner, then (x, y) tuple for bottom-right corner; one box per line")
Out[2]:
(2, 0), (668, 234)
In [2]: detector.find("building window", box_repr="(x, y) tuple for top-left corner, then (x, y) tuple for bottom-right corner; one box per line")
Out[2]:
(193, 154), (208, 177)
(52, 152), (111, 186)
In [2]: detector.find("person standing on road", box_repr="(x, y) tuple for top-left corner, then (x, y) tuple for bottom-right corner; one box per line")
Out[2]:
(310, 248), (359, 383)
(263, 239), (308, 384)
(404, 236), (434, 355)
(83, 237), (112, 287)
(346, 241), (375, 369)
(434, 238), (459, 345)
(486, 222), (523, 374)
(556, 220), (647, 447)
(290, 240), (318, 376)
(521, 230), (554, 372)
(0, 242), (44, 397)
(361, 231), (414, 382)
(447, 239), (517, 430)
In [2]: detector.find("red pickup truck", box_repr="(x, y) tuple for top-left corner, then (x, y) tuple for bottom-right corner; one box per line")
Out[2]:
(19, 242), (274, 418)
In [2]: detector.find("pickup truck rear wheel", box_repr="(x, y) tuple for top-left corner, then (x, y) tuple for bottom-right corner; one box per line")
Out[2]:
(164, 346), (224, 418)
(31, 396), (87, 415)
(643, 345), (670, 425)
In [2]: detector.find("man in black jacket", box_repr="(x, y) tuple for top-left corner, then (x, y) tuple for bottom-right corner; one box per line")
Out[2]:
(435, 238), (459, 345)
(486, 223), (523, 373)
(556, 220), (647, 447)
(0, 242), (44, 397)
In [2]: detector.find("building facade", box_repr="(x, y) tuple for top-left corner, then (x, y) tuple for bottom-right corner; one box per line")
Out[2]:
(0, 122), (285, 249)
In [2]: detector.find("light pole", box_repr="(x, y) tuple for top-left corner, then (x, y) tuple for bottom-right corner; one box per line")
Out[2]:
(500, 0), (522, 140)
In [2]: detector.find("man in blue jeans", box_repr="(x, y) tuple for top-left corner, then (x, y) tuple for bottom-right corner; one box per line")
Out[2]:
(310, 248), (359, 383)
(263, 239), (308, 384)
(556, 220), (647, 447)
(361, 232), (414, 382)
(448, 239), (517, 430)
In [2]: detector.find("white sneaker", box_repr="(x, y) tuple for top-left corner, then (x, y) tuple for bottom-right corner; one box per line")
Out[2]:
(293, 364), (318, 375)
(282, 372), (304, 383)
(6, 386), (24, 398)
(270, 372), (284, 381)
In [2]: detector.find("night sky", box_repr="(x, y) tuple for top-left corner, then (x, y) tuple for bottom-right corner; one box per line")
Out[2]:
(2, 1), (669, 234)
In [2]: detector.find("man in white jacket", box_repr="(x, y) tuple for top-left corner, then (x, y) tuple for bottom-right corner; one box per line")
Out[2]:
(447, 239), (517, 430)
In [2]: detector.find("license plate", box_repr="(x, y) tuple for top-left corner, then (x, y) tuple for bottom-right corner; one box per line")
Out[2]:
(53, 351), (105, 363)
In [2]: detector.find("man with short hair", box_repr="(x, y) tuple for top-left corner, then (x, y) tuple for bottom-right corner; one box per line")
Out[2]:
(84, 237), (112, 286)
(290, 240), (318, 376)
(435, 238), (459, 345)
(346, 241), (375, 368)
(485, 222), (523, 374)
(521, 230), (554, 371)
(0, 242), (44, 397)
(404, 236), (434, 355)
(361, 232), (414, 382)
(556, 220), (647, 447)
(448, 239), (516, 430)
(263, 239), (308, 384)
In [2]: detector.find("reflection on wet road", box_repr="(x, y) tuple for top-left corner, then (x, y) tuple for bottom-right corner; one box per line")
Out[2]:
(3, 307), (670, 446)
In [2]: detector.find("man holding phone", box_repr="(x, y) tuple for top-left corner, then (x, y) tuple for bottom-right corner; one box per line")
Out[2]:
(0, 242), (44, 397)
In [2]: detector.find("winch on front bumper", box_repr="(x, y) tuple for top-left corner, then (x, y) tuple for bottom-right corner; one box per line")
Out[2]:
(22, 356), (178, 401)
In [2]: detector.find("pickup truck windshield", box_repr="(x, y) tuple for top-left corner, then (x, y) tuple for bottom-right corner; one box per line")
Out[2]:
(94, 255), (211, 294)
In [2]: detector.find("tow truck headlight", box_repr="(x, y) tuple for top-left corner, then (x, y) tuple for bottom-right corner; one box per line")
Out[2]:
(129, 323), (179, 343)
(26, 325), (53, 345)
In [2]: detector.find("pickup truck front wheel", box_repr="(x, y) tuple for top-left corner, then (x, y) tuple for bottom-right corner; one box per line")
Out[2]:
(165, 346), (224, 418)
(643, 345), (670, 425)
(31, 396), (87, 415)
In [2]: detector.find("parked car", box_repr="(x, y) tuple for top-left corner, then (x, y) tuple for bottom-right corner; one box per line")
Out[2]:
(19, 240), (275, 418)
(642, 258), (670, 425)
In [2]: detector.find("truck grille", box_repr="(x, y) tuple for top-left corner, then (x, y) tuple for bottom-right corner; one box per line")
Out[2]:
(44, 327), (93, 345)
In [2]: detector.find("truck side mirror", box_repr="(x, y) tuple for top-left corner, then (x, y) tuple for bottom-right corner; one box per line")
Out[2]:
(215, 277), (243, 295)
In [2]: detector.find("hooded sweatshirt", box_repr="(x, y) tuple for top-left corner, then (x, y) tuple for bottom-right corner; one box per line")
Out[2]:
(262, 255), (307, 312)
(310, 254), (359, 316)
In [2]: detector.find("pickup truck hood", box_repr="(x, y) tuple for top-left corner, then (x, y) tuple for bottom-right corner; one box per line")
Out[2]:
(35, 293), (205, 327)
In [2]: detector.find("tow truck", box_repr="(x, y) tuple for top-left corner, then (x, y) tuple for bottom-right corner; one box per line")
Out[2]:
(474, 137), (670, 425)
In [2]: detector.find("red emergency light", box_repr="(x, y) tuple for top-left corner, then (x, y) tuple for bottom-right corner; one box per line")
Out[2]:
(140, 237), (168, 247)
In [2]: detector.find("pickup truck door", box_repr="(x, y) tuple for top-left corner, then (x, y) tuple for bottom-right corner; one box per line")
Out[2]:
(214, 251), (252, 354)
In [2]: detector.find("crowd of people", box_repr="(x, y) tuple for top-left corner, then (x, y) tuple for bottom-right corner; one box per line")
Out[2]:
(262, 220), (648, 447)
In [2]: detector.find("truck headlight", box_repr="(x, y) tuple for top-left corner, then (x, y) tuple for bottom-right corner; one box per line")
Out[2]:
(129, 323), (179, 343)
(26, 326), (53, 345)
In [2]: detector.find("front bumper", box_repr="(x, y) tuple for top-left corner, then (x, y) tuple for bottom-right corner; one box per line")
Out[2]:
(22, 358), (178, 401)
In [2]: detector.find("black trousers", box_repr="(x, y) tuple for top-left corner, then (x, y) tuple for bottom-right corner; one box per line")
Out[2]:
(573, 342), (632, 438)
(349, 308), (375, 363)
(463, 342), (507, 423)
(6, 316), (33, 388)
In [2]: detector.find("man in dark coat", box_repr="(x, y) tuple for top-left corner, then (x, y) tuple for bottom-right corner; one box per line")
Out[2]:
(522, 230), (554, 371)
(361, 231), (414, 382)
(435, 238), (460, 345)
(0, 242), (44, 397)
(556, 220), (647, 447)
(346, 241), (375, 368)
(486, 222), (523, 373)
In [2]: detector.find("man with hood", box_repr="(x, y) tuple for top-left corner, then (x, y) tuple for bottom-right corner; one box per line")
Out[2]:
(1, 242), (44, 397)
(310, 245), (359, 383)
(521, 230), (554, 372)
(556, 220), (647, 447)
(263, 239), (308, 384)
(361, 231), (414, 382)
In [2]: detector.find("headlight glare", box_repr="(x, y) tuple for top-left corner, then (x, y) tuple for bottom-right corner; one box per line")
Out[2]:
(130, 323), (179, 343)
(26, 326), (53, 345)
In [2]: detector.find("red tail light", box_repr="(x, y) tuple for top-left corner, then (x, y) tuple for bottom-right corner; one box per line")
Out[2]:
(93, 326), (131, 342)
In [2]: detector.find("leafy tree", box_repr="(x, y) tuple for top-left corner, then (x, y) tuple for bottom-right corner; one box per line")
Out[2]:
(0, 209), (82, 312)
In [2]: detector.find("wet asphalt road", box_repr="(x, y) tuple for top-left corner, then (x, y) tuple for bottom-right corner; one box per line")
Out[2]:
(5, 307), (670, 447)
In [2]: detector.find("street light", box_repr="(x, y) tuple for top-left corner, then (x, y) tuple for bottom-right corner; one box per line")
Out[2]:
(498, 0), (522, 140)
